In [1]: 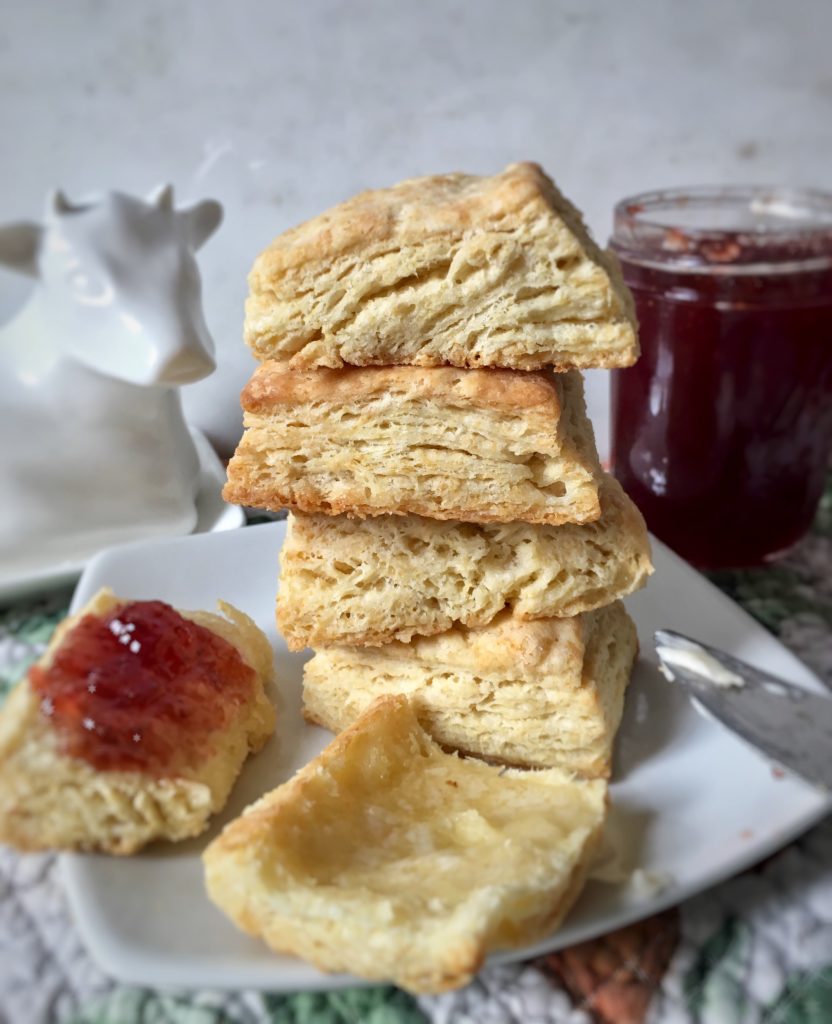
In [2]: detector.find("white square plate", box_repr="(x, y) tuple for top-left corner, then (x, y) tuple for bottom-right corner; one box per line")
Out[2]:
(60, 523), (831, 991)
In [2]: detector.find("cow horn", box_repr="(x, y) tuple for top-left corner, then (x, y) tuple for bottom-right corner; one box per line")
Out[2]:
(148, 184), (174, 210)
(49, 189), (74, 215)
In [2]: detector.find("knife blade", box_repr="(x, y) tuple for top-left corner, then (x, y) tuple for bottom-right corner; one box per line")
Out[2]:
(654, 629), (832, 791)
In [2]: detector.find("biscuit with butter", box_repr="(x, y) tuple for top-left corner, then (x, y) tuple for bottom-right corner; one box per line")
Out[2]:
(203, 694), (606, 994)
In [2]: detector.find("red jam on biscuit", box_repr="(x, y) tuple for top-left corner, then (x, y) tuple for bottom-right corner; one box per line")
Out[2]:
(29, 601), (255, 775)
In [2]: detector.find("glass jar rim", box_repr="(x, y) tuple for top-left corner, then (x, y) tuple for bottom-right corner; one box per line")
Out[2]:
(611, 185), (832, 273)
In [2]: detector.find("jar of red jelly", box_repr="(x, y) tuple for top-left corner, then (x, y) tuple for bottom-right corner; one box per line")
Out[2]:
(610, 186), (832, 569)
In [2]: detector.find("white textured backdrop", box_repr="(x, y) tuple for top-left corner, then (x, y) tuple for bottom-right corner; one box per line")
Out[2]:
(1, 0), (830, 453)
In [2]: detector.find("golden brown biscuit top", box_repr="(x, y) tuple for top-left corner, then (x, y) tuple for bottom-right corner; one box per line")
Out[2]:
(373, 608), (591, 679)
(249, 162), (574, 277)
(240, 362), (564, 414)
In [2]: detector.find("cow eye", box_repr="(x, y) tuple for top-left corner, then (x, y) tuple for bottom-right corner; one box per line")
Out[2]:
(67, 268), (113, 306)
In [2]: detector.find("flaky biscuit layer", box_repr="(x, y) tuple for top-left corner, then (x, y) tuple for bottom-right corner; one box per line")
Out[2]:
(224, 365), (602, 525)
(303, 602), (638, 777)
(245, 162), (637, 370)
(277, 473), (653, 650)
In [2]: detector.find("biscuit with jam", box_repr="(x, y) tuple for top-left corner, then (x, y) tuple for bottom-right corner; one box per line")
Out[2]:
(0, 588), (276, 854)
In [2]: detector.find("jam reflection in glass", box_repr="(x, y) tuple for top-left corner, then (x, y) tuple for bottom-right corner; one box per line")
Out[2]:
(610, 187), (832, 569)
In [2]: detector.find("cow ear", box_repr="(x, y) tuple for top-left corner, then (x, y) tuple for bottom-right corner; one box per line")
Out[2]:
(178, 199), (222, 251)
(0, 222), (42, 277)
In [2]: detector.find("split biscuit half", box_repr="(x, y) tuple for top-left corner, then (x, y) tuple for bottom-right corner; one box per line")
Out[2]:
(203, 694), (606, 993)
(0, 589), (276, 854)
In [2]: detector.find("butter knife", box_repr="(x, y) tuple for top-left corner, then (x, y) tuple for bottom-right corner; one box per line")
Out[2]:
(655, 630), (832, 791)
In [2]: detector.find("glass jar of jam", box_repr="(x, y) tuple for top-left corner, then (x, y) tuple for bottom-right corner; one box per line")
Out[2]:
(610, 186), (832, 569)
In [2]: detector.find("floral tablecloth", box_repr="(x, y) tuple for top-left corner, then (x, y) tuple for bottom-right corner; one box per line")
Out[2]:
(1, 482), (831, 1024)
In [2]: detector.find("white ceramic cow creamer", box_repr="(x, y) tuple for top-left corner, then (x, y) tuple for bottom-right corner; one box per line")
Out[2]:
(0, 186), (223, 584)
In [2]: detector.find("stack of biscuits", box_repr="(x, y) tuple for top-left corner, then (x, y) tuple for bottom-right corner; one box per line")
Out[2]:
(211, 162), (654, 991)
(224, 161), (653, 781)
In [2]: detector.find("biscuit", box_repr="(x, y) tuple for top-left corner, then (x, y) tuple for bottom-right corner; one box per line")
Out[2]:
(0, 589), (276, 854)
(203, 694), (606, 993)
(245, 162), (637, 371)
(303, 602), (637, 777)
(224, 364), (601, 525)
(277, 473), (652, 649)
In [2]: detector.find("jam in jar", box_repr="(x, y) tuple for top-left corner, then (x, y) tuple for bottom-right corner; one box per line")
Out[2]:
(610, 186), (832, 569)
